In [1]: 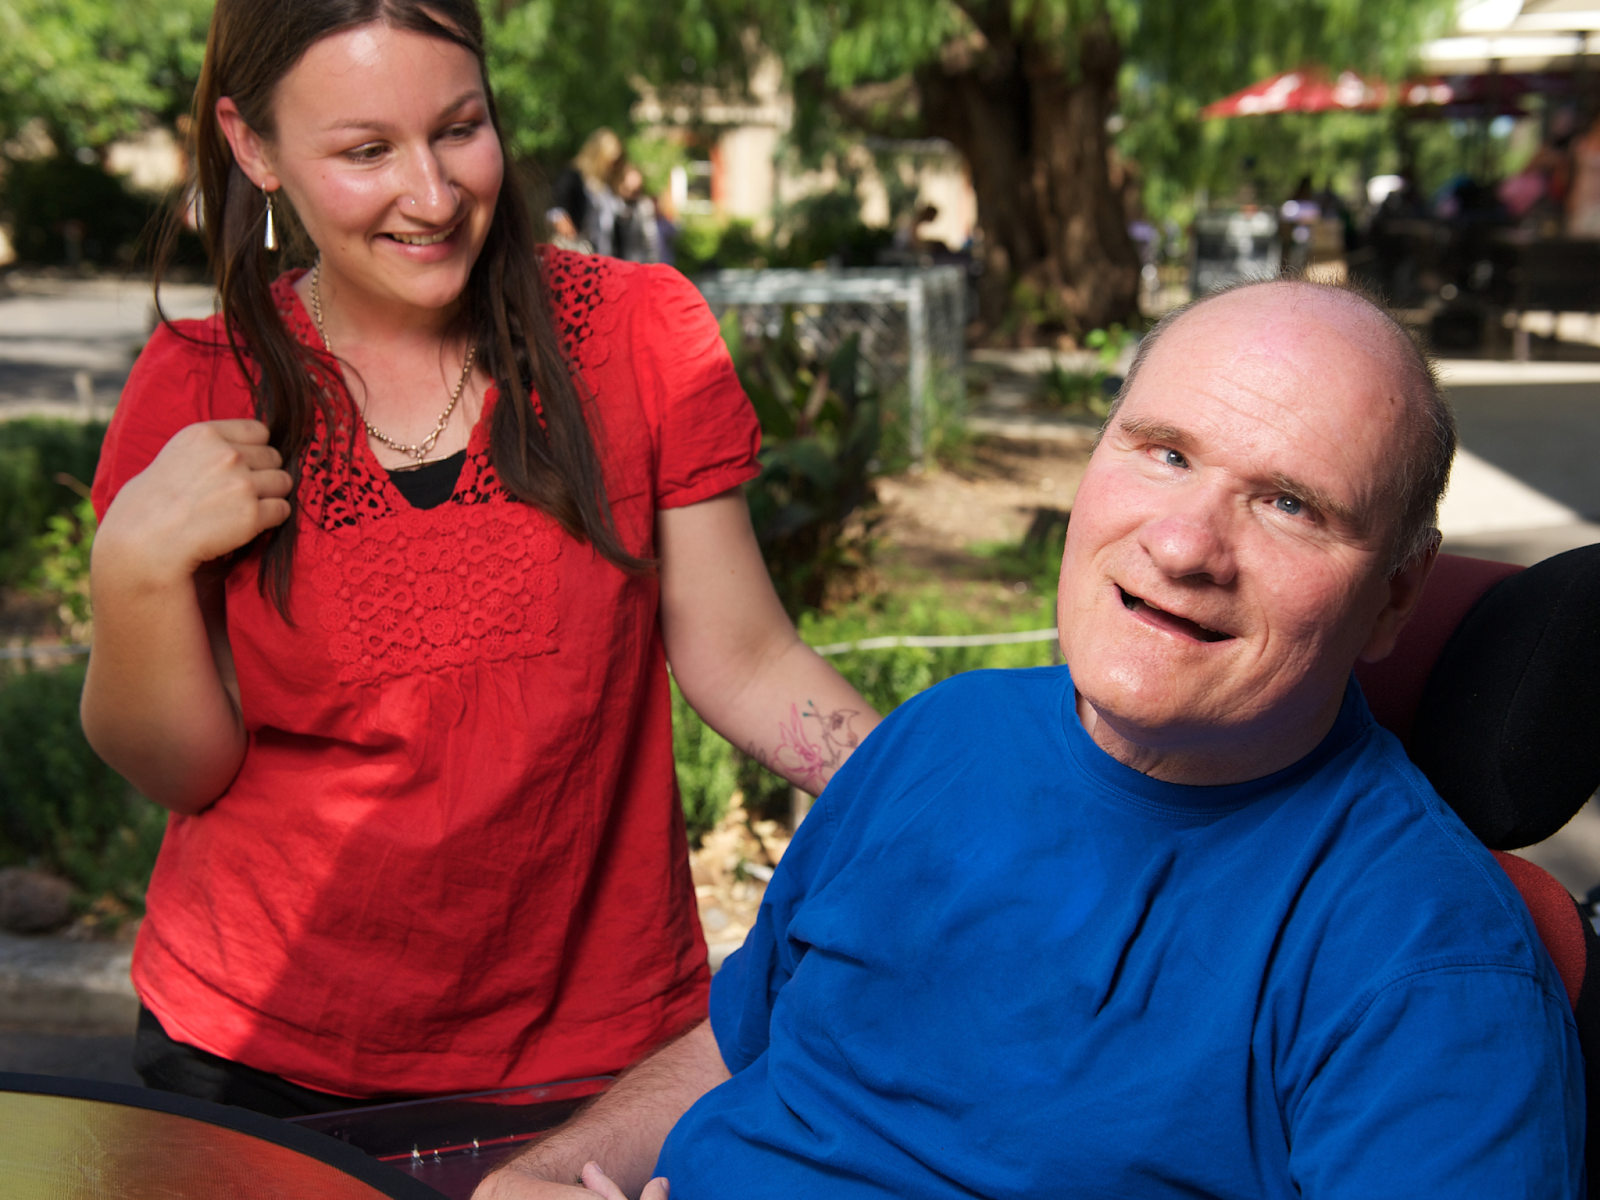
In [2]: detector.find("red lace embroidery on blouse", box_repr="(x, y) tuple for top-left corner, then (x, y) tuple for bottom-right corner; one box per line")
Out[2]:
(307, 506), (563, 683)
(543, 247), (623, 370)
(272, 249), (624, 685)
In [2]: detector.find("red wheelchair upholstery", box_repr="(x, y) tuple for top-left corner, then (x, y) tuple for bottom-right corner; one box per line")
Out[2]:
(1354, 545), (1600, 1194)
(1352, 554), (1521, 746)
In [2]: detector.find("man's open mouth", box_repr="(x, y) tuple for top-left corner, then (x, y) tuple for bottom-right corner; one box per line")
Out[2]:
(1119, 587), (1234, 643)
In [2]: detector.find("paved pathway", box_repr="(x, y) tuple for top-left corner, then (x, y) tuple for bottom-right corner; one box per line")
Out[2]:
(1434, 360), (1600, 566)
(0, 930), (139, 1084)
(0, 275), (214, 420)
(0, 1028), (139, 1085)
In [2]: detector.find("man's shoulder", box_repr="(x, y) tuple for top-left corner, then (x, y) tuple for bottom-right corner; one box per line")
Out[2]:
(1279, 728), (1562, 998)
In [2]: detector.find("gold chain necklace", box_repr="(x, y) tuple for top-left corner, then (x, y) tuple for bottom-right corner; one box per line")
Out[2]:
(309, 259), (476, 465)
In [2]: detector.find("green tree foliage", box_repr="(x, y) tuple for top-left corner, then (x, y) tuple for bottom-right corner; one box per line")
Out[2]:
(0, 0), (1456, 281)
(747, 0), (1455, 332)
(484, 0), (751, 163)
(1126, 107), (1528, 237)
(0, 0), (210, 153)
(0, 154), (164, 265)
(483, 0), (1452, 332)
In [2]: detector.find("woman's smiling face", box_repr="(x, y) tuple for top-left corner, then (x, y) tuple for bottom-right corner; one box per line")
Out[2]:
(223, 20), (504, 323)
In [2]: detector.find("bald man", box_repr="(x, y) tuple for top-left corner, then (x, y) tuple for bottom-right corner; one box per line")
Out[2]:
(477, 283), (1584, 1200)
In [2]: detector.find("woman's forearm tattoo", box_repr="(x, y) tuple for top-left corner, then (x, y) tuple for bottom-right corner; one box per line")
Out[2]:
(756, 700), (861, 792)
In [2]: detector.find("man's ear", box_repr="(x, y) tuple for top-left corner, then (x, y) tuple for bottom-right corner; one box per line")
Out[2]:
(1357, 532), (1441, 664)
(215, 97), (276, 191)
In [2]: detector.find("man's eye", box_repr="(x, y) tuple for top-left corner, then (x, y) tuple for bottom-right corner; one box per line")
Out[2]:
(1274, 495), (1305, 516)
(1160, 448), (1188, 469)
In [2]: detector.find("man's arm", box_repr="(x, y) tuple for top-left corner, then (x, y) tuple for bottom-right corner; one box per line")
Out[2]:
(1286, 967), (1582, 1196)
(472, 1021), (730, 1200)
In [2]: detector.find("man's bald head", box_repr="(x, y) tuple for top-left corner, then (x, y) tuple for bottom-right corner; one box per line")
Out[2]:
(1109, 280), (1456, 572)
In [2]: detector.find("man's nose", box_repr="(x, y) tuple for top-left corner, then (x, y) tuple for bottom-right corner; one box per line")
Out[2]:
(399, 149), (458, 225)
(1139, 494), (1238, 585)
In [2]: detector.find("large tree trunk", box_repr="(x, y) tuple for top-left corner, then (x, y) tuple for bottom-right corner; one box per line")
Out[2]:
(916, 15), (1140, 339)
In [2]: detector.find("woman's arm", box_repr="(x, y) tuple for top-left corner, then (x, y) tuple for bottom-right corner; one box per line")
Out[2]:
(659, 489), (879, 795)
(81, 419), (292, 814)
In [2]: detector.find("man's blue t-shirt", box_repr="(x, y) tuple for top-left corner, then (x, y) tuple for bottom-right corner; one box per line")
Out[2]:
(657, 667), (1583, 1198)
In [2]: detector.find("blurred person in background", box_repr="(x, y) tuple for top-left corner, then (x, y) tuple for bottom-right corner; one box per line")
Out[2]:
(613, 163), (662, 263)
(83, 0), (877, 1118)
(1567, 114), (1600, 237)
(549, 128), (624, 255)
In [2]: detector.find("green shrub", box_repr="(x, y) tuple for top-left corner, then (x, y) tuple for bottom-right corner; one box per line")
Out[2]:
(873, 366), (972, 474)
(0, 442), (45, 582)
(726, 310), (882, 617)
(769, 186), (894, 269)
(1040, 325), (1134, 418)
(0, 418), (107, 586)
(973, 511), (1071, 592)
(675, 186), (896, 277)
(0, 662), (164, 910)
(31, 495), (96, 641)
(676, 214), (766, 275)
(673, 677), (742, 846)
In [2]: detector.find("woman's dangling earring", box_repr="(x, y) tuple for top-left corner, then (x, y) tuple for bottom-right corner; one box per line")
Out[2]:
(263, 187), (278, 252)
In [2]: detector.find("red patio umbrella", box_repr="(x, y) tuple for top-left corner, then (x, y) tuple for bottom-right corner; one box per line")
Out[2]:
(1201, 68), (1554, 119)
(1200, 69), (1393, 118)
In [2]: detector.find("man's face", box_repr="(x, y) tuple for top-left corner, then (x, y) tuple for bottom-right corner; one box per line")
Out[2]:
(1057, 286), (1426, 783)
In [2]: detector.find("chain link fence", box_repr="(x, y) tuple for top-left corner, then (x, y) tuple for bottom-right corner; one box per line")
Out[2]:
(694, 267), (967, 461)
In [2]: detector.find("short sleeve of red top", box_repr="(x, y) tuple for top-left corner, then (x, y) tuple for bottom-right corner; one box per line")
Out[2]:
(92, 250), (760, 1098)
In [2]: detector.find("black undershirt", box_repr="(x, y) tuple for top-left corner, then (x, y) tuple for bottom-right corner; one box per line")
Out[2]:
(386, 449), (466, 510)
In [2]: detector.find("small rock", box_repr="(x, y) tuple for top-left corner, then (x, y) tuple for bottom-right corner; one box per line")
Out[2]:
(0, 867), (75, 933)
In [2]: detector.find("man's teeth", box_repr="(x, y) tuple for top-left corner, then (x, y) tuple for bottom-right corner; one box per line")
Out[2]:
(389, 229), (453, 246)
(1121, 590), (1231, 642)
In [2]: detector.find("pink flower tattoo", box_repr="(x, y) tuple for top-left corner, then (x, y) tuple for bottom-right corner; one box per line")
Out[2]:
(769, 701), (862, 792)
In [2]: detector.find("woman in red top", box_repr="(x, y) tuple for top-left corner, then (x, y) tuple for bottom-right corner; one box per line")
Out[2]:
(83, 0), (878, 1116)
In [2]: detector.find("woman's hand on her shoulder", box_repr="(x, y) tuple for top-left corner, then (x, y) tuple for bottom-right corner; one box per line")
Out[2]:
(95, 419), (293, 587)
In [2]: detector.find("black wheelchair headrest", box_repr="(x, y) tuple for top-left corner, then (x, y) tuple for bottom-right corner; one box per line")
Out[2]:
(1408, 543), (1600, 851)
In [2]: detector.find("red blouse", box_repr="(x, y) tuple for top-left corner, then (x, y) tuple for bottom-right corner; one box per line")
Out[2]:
(92, 250), (760, 1097)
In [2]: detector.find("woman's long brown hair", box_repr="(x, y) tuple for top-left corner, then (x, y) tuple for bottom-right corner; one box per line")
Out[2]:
(150, 0), (649, 616)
